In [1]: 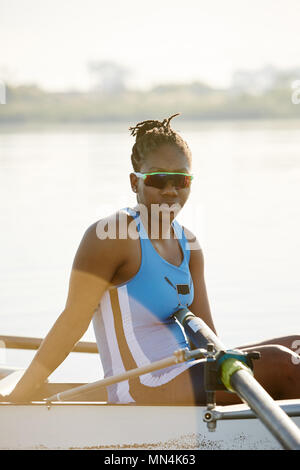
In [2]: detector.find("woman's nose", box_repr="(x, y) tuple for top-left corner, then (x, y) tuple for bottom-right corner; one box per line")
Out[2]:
(161, 181), (178, 195)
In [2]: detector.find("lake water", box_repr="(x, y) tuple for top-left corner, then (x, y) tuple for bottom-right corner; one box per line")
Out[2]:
(0, 120), (299, 382)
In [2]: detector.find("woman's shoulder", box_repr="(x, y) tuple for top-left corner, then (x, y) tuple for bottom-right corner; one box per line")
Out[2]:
(73, 210), (137, 275)
(180, 226), (205, 274)
(181, 225), (202, 251)
(87, 209), (137, 242)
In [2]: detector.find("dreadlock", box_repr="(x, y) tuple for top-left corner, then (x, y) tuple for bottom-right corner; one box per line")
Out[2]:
(129, 113), (192, 171)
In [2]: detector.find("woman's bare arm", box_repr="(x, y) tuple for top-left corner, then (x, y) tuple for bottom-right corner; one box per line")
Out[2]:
(5, 219), (125, 402)
(184, 227), (217, 335)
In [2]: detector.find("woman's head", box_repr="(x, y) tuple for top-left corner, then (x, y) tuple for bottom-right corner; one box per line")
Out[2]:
(129, 114), (193, 219)
(129, 113), (192, 172)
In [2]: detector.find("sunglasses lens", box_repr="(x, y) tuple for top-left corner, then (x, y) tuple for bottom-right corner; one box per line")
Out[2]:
(144, 174), (166, 189)
(178, 175), (191, 188)
(144, 174), (192, 189)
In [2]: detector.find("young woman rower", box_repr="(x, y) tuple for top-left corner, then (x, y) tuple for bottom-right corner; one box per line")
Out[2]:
(2, 114), (299, 405)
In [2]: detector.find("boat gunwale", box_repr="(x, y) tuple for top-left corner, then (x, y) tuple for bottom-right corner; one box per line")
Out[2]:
(0, 398), (299, 418)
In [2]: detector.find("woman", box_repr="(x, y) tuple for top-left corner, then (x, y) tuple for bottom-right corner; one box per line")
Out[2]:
(2, 114), (299, 404)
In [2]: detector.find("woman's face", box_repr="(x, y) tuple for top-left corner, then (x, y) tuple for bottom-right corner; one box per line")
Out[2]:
(130, 143), (192, 219)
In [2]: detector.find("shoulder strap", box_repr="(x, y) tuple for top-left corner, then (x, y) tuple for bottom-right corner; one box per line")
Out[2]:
(172, 219), (191, 264)
(120, 207), (149, 239)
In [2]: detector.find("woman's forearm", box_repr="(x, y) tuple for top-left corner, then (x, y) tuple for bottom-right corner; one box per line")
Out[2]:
(8, 309), (89, 401)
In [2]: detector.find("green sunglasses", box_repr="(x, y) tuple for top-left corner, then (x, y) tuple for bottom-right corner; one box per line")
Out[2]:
(134, 172), (193, 190)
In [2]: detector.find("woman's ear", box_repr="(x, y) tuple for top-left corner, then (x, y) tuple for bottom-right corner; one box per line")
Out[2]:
(129, 173), (138, 193)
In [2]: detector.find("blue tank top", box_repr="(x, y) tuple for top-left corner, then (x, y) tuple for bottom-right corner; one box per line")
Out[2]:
(92, 207), (197, 403)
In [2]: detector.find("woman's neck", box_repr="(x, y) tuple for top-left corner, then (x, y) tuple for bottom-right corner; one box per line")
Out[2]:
(133, 203), (176, 240)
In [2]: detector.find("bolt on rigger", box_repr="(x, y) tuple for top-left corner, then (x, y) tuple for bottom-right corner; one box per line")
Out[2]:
(291, 340), (300, 365)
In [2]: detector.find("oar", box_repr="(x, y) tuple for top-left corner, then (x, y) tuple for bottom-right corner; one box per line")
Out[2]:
(173, 308), (300, 450)
(0, 335), (98, 354)
(45, 348), (205, 403)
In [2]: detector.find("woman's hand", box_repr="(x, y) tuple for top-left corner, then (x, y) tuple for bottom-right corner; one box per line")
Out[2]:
(0, 391), (33, 403)
(0, 392), (15, 402)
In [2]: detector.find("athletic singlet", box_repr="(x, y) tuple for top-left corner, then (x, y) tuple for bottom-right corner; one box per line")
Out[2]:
(92, 207), (200, 403)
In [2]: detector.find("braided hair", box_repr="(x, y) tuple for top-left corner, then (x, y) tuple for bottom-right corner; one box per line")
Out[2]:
(129, 113), (192, 171)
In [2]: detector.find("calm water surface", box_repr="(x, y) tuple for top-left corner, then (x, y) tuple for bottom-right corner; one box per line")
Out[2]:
(0, 121), (299, 381)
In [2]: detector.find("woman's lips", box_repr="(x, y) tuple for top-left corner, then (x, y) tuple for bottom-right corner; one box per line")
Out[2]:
(159, 201), (180, 206)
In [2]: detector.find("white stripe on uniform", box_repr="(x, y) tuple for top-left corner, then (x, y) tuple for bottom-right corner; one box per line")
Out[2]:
(99, 291), (134, 403)
(117, 285), (192, 387)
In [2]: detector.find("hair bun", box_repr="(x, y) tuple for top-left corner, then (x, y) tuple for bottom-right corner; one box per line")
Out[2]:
(129, 113), (180, 140)
(129, 113), (190, 172)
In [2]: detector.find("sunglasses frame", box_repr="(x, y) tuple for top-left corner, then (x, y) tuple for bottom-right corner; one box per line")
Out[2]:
(133, 171), (194, 189)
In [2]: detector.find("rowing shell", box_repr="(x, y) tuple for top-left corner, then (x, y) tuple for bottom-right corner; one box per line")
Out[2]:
(0, 398), (299, 450)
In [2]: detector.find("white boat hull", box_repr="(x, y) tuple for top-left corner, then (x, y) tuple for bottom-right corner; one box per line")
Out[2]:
(1, 400), (299, 450)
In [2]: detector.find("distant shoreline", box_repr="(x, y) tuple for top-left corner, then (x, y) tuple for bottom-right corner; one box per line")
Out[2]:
(1, 79), (300, 125)
(1, 118), (300, 133)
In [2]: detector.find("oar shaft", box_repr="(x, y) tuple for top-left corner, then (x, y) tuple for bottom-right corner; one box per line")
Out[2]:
(46, 350), (191, 402)
(231, 370), (300, 450)
(173, 308), (300, 450)
(173, 309), (224, 351)
(0, 335), (98, 354)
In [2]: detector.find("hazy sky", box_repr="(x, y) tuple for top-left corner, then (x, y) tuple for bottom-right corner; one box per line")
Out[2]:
(1, 0), (300, 90)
